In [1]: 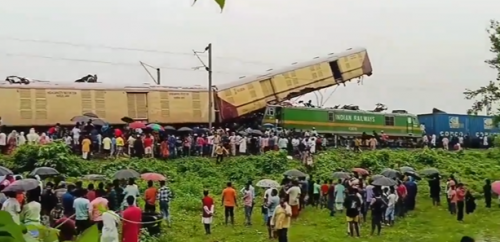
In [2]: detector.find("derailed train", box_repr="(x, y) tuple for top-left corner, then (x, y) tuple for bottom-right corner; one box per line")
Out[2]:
(0, 47), (372, 126)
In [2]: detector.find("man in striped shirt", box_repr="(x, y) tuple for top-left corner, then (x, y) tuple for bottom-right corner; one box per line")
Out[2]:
(157, 180), (173, 227)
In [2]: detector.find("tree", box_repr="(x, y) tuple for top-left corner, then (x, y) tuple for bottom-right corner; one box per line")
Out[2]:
(194, 0), (225, 11)
(464, 20), (500, 116)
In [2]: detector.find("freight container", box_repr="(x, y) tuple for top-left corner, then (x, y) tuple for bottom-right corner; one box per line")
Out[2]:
(417, 113), (500, 137)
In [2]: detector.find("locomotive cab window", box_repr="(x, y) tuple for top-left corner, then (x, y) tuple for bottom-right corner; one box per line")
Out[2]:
(328, 112), (334, 121)
(384, 116), (395, 126)
(266, 107), (275, 116)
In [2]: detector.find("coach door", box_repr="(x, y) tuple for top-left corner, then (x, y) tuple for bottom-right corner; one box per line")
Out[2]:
(126, 92), (148, 121)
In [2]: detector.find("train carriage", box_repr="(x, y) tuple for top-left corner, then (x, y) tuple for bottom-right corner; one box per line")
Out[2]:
(216, 47), (372, 120)
(0, 81), (215, 126)
(263, 105), (422, 137)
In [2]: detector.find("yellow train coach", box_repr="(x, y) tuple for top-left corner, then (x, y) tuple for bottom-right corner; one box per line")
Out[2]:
(0, 81), (215, 126)
(215, 47), (373, 120)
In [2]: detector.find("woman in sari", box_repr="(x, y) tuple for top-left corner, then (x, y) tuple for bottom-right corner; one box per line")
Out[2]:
(6, 131), (17, 154)
(160, 139), (169, 159)
(39, 133), (49, 145)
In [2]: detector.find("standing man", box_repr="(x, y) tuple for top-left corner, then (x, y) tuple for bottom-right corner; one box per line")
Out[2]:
(157, 180), (173, 227)
(122, 196), (142, 242)
(222, 182), (237, 225)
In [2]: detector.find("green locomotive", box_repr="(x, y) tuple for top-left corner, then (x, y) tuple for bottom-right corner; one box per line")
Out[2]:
(262, 105), (422, 137)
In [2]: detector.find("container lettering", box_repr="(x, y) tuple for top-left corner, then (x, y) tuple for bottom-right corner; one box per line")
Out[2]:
(47, 91), (77, 98)
(169, 92), (189, 100)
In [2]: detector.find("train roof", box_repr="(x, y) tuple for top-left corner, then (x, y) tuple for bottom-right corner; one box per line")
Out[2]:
(0, 80), (210, 92)
(269, 105), (417, 117)
(216, 47), (367, 90)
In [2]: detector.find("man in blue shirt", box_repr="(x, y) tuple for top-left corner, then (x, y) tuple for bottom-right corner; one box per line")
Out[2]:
(62, 184), (75, 217)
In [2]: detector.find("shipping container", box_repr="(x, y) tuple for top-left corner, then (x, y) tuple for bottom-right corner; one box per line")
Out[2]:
(417, 113), (500, 137)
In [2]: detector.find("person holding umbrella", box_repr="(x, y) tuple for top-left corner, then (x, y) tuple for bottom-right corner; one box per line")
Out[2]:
(2, 191), (21, 224)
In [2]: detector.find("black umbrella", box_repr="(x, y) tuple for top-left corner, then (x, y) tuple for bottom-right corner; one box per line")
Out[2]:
(113, 169), (140, 180)
(404, 171), (421, 180)
(400, 166), (415, 174)
(82, 174), (107, 181)
(332, 171), (350, 179)
(381, 168), (401, 179)
(121, 116), (134, 123)
(0, 166), (13, 176)
(283, 169), (307, 178)
(178, 127), (192, 132)
(83, 112), (99, 118)
(70, 116), (106, 126)
(2, 179), (39, 192)
(250, 129), (263, 136)
(238, 131), (247, 136)
(371, 174), (384, 181)
(164, 126), (176, 131)
(29, 167), (59, 177)
(372, 177), (397, 186)
(421, 168), (440, 177)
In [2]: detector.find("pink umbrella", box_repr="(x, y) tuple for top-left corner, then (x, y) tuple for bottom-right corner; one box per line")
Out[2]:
(492, 181), (500, 194)
(141, 173), (166, 182)
(129, 121), (146, 129)
(352, 168), (369, 175)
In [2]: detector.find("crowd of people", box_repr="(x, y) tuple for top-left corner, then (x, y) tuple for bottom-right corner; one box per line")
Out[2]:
(0, 122), (327, 166)
(0, 163), (489, 241)
(0, 174), (172, 242)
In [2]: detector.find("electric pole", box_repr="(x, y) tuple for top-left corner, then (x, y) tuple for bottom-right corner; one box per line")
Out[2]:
(139, 61), (161, 85)
(207, 44), (213, 130)
(193, 43), (214, 129)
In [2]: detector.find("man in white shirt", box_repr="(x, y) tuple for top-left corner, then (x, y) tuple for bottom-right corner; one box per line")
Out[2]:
(385, 187), (398, 226)
(278, 137), (288, 151)
(207, 134), (214, 157)
(72, 127), (81, 145)
(2, 194), (21, 224)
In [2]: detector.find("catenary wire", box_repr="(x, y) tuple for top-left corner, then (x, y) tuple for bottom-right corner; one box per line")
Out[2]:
(0, 51), (251, 75)
(0, 35), (277, 66)
(0, 52), (459, 92)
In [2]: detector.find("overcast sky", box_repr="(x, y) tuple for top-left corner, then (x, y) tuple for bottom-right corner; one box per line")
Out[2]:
(0, 0), (498, 115)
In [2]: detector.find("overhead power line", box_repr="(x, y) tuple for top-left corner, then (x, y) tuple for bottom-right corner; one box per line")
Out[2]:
(0, 51), (249, 75)
(0, 36), (276, 66)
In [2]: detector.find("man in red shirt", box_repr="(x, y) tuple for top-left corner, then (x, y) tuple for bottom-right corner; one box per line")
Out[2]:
(320, 180), (329, 209)
(456, 183), (466, 222)
(54, 216), (77, 242)
(143, 134), (153, 158)
(396, 181), (407, 217)
(122, 196), (142, 242)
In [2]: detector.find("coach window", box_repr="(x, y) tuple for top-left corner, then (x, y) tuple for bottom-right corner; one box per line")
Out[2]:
(328, 112), (334, 121)
(385, 116), (395, 126)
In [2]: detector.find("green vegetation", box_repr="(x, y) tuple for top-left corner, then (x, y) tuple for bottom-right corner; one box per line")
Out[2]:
(194, 0), (225, 11)
(2, 143), (500, 241)
(464, 20), (500, 119)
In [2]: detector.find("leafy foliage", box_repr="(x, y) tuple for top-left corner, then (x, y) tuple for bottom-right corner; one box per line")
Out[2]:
(193, 0), (225, 11)
(464, 20), (500, 117)
(2, 144), (500, 241)
(10, 142), (85, 176)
